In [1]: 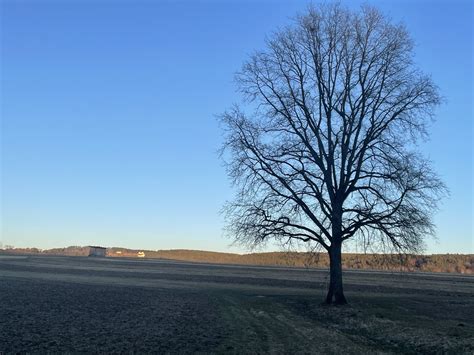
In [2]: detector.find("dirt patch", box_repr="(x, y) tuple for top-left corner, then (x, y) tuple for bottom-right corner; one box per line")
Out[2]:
(0, 255), (473, 353)
(0, 279), (224, 353)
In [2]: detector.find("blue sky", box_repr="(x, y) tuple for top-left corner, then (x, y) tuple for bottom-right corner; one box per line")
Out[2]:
(1, 0), (472, 253)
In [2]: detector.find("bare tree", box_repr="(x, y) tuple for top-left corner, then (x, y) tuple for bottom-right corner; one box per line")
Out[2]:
(220, 4), (446, 304)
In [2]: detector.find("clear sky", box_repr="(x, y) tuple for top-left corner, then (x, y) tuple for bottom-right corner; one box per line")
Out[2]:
(1, 0), (472, 254)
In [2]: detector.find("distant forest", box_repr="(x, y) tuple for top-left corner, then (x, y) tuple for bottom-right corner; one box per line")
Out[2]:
(1, 246), (472, 274)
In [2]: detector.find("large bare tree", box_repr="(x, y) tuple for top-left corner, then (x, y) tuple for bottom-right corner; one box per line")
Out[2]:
(220, 4), (446, 304)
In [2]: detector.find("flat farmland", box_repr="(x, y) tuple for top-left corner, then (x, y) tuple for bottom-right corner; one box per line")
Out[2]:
(0, 255), (473, 354)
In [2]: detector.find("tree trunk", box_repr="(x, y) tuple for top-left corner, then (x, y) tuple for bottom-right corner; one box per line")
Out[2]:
(326, 241), (347, 305)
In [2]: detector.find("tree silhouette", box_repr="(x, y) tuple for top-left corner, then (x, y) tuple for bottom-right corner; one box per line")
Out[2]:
(221, 4), (446, 304)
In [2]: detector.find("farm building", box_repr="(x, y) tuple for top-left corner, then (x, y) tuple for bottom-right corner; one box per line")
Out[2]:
(88, 246), (107, 257)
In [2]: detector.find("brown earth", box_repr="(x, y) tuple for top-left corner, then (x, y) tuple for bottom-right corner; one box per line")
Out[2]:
(3, 247), (473, 274)
(0, 255), (473, 353)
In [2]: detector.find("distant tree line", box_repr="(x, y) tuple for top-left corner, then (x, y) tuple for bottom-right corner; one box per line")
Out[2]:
(1, 246), (472, 274)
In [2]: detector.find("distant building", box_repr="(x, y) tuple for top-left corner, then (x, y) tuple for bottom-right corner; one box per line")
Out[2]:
(137, 251), (145, 258)
(88, 246), (106, 257)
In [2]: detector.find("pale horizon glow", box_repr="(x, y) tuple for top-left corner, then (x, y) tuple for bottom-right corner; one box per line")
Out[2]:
(1, 0), (473, 254)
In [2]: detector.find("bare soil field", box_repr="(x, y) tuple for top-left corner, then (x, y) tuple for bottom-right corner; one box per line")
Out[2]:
(0, 255), (473, 354)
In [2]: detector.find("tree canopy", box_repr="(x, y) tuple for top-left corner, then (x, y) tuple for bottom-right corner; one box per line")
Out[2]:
(221, 3), (446, 304)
